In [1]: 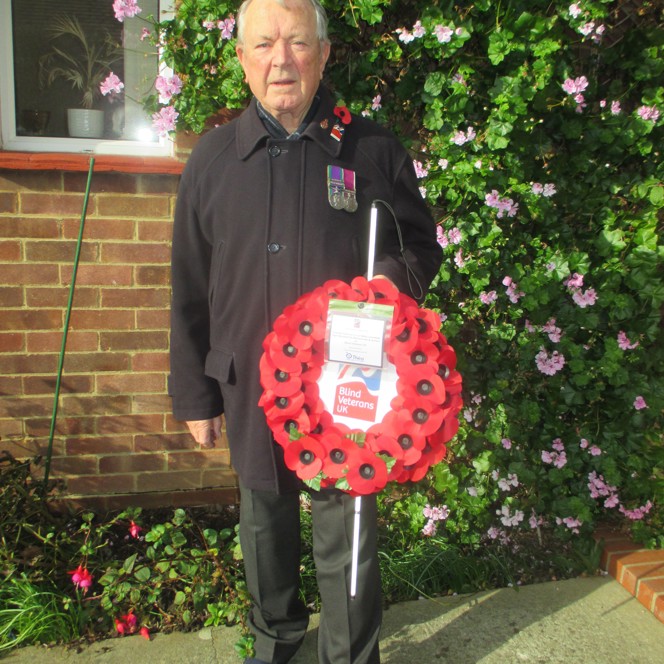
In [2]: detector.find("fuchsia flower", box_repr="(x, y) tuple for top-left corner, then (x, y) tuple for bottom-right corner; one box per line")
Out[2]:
(68, 565), (93, 592)
(129, 520), (142, 538)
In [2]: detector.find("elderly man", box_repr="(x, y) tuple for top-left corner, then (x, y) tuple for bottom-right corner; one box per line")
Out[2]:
(169, 0), (442, 662)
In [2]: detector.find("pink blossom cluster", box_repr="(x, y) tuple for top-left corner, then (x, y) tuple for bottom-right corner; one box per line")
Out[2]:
(531, 182), (557, 197)
(100, 72), (124, 97)
(542, 318), (562, 343)
(565, 272), (597, 308)
(451, 126), (476, 145)
(397, 20), (463, 44)
(113, 0), (141, 22)
(556, 516), (583, 534)
(462, 392), (484, 423)
(479, 290), (497, 305)
(579, 438), (602, 456)
(485, 190), (519, 218)
(421, 503), (450, 536)
(497, 504), (525, 527)
(541, 438), (568, 468)
(115, 610), (150, 639)
(529, 512), (544, 529)
(561, 76), (589, 112)
(155, 74), (183, 103)
(620, 501), (653, 521)
(437, 226), (462, 248)
(501, 437), (513, 450)
(495, 472), (519, 492)
(579, 21), (605, 43)
(617, 331), (639, 350)
(68, 564), (93, 592)
(599, 100), (621, 115)
(413, 160), (429, 178)
(637, 105), (660, 123)
(502, 276), (524, 303)
(568, 3), (582, 18)
(633, 395), (648, 410)
(371, 94), (382, 111)
(202, 16), (235, 39)
(588, 470), (619, 507)
(152, 106), (179, 137)
(454, 248), (466, 268)
(535, 347), (566, 376)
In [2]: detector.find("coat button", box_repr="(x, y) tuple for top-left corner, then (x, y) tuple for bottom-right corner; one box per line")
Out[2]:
(267, 242), (281, 253)
(268, 145), (281, 157)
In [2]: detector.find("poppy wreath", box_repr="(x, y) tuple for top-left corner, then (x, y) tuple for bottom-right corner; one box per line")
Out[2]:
(258, 276), (463, 496)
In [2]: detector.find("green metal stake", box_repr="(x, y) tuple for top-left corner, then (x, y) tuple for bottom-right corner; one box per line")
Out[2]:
(42, 157), (95, 495)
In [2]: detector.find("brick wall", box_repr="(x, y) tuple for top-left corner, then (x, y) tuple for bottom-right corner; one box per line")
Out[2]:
(0, 154), (238, 510)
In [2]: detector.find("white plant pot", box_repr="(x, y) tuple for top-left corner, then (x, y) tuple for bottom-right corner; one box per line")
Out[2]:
(67, 108), (104, 138)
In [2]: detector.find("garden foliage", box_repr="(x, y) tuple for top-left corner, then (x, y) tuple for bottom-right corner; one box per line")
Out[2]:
(155, 0), (662, 544)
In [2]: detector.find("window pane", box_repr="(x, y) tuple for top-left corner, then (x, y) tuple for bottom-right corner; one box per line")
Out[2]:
(12, 0), (159, 142)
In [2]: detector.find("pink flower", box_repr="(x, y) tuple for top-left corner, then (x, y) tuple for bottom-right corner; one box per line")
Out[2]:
(480, 290), (497, 305)
(572, 287), (598, 307)
(448, 227), (462, 244)
(637, 105), (660, 122)
(140, 27), (151, 41)
(579, 21), (595, 36)
(436, 226), (449, 248)
(68, 565), (93, 592)
(619, 501), (653, 521)
(525, 319), (536, 333)
(155, 74), (183, 103)
(565, 272), (584, 290)
(152, 106), (179, 137)
(454, 249), (466, 268)
(498, 505), (524, 527)
(562, 76), (589, 95)
(485, 190), (501, 207)
(113, 0), (142, 22)
(129, 520), (142, 538)
(100, 73), (124, 96)
(203, 20), (216, 31)
(371, 94), (382, 111)
(617, 331), (639, 350)
(542, 183), (556, 197)
(535, 348), (566, 376)
(542, 318), (562, 343)
(412, 20), (426, 38)
(413, 160), (429, 178)
(579, 438), (588, 449)
(219, 16), (236, 40)
(424, 504), (450, 521)
(531, 182), (544, 194)
(589, 445), (602, 456)
(434, 24), (454, 43)
(610, 100), (621, 115)
(501, 437), (512, 450)
(452, 130), (467, 145)
(396, 28), (415, 44)
(569, 4), (583, 19)
(438, 158), (449, 169)
(633, 395), (648, 410)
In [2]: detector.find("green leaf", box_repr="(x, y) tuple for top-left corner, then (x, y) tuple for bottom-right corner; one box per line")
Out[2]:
(134, 566), (151, 582)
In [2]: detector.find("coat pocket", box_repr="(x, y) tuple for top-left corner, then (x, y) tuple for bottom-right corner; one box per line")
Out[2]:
(204, 348), (235, 385)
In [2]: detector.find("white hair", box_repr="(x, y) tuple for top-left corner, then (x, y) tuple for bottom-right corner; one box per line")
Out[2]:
(236, 0), (329, 45)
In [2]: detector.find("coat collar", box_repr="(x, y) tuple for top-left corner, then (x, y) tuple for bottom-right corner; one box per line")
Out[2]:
(236, 86), (345, 160)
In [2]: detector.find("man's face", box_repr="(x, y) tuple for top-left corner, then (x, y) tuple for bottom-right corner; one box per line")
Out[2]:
(236, 0), (330, 129)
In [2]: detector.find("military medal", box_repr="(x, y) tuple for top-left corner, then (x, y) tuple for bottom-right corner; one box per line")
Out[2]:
(327, 165), (357, 212)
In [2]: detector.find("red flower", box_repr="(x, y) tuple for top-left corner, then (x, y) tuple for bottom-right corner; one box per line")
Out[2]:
(365, 432), (405, 481)
(320, 432), (359, 480)
(333, 105), (352, 124)
(345, 447), (388, 495)
(128, 521), (142, 538)
(283, 435), (326, 479)
(68, 565), (93, 592)
(259, 353), (303, 397)
(139, 626), (150, 640)
(270, 410), (312, 447)
(266, 332), (311, 373)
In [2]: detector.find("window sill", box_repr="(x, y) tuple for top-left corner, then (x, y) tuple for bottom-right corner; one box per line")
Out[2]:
(0, 151), (185, 175)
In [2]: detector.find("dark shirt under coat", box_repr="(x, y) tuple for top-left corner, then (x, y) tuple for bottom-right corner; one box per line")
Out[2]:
(169, 86), (442, 493)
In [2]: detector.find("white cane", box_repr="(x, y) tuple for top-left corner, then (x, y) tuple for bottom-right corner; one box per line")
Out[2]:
(350, 202), (379, 600)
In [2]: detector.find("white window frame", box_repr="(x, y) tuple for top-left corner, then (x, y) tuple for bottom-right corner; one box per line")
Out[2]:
(0, 0), (176, 157)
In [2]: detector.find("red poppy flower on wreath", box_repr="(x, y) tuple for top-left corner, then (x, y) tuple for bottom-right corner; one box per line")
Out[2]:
(259, 276), (463, 495)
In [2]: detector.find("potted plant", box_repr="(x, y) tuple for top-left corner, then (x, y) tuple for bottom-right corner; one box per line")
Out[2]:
(39, 15), (121, 138)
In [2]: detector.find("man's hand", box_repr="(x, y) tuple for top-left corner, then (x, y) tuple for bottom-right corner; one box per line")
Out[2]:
(186, 417), (222, 448)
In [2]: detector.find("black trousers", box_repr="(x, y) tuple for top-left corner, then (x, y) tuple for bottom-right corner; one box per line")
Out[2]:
(239, 484), (382, 664)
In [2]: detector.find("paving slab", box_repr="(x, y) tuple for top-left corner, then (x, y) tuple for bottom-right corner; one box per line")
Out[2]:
(4, 576), (664, 663)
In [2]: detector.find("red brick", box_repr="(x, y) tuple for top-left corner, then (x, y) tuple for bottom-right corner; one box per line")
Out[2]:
(26, 286), (99, 308)
(97, 195), (170, 218)
(137, 469), (203, 492)
(0, 375), (22, 394)
(135, 433), (191, 452)
(619, 559), (664, 595)
(0, 438), (66, 459)
(0, 287), (24, 307)
(137, 220), (173, 242)
(0, 191), (18, 213)
(131, 394), (171, 413)
(137, 309), (169, 329)
(62, 352), (131, 373)
(636, 577), (664, 613)
(100, 331), (169, 351)
(95, 413), (164, 434)
(101, 287), (170, 308)
(201, 468), (237, 488)
(96, 373), (165, 394)
(99, 453), (167, 473)
(21, 193), (95, 216)
(0, 216), (61, 239)
(69, 310), (134, 330)
(0, 309), (63, 332)
(61, 395), (132, 416)
(50, 455), (99, 475)
(101, 242), (170, 264)
(138, 175), (179, 195)
(0, 240), (21, 260)
(0, 264), (60, 285)
(66, 435), (134, 455)
(25, 240), (99, 263)
(0, 332), (24, 352)
(0, 396), (54, 418)
(168, 449), (231, 470)
(131, 352), (169, 372)
(601, 538), (643, 573)
(0, 353), (59, 375)
(0, 170), (63, 192)
(136, 265), (170, 286)
(66, 473), (137, 495)
(0, 419), (24, 438)
(64, 172), (139, 195)
(61, 264), (133, 287)
(27, 330), (98, 353)
(63, 217), (135, 240)
(23, 374), (93, 396)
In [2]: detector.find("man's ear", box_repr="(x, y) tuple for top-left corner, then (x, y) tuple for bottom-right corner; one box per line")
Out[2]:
(320, 41), (331, 77)
(236, 45), (247, 81)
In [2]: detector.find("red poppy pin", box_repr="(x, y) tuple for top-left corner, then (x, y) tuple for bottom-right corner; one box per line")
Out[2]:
(333, 105), (352, 125)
